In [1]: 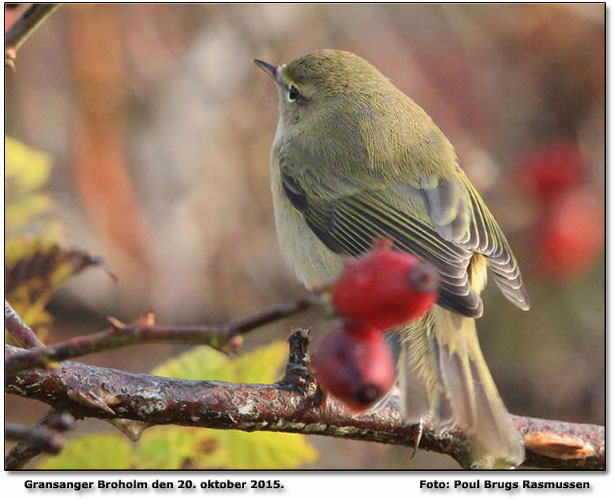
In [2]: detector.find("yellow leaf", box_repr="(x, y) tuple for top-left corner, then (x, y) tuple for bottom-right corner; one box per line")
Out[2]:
(133, 426), (318, 470)
(5, 137), (52, 195)
(152, 341), (288, 384)
(5, 244), (107, 343)
(132, 427), (224, 470)
(143, 341), (319, 469)
(211, 429), (318, 469)
(5, 136), (56, 235)
(37, 434), (131, 470)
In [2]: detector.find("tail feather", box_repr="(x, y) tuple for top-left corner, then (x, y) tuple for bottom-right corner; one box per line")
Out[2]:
(399, 306), (524, 468)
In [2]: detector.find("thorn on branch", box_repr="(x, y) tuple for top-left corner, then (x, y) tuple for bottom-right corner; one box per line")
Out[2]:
(5, 48), (17, 71)
(5, 296), (320, 374)
(137, 311), (156, 327)
(5, 343), (605, 470)
(108, 419), (151, 442)
(67, 389), (116, 416)
(107, 316), (127, 332)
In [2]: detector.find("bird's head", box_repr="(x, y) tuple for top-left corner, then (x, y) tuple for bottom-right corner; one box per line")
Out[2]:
(255, 49), (393, 128)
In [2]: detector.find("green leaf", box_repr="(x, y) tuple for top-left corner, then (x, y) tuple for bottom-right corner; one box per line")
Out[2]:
(152, 341), (288, 384)
(132, 427), (317, 470)
(37, 434), (132, 470)
(132, 427), (225, 470)
(37, 343), (319, 469)
(210, 429), (319, 469)
(136, 342), (319, 469)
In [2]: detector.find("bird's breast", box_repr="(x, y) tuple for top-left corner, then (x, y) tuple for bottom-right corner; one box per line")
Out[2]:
(269, 159), (346, 289)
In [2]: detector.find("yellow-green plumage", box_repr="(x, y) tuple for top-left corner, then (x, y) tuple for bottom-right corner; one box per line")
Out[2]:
(259, 50), (529, 468)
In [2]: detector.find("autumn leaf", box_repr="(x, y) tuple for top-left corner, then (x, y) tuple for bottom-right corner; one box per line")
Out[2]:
(152, 341), (288, 384)
(36, 342), (319, 470)
(37, 434), (132, 470)
(136, 342), (318, 469)
(5, 137), (110, 343)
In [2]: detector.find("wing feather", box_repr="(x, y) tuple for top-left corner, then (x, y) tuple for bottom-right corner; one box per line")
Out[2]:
(278, 152), (529, 315)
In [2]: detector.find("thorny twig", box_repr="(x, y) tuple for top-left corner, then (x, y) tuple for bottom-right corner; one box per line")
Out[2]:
(4, 296), (319, 374)
(5, 302), (77, 469)
(5, 332), (605, 471)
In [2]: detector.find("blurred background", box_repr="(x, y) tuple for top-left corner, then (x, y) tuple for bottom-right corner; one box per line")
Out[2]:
(5, 3), (604, 469)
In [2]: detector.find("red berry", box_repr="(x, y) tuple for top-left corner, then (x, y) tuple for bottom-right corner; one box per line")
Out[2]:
(517, 140), (586, 204)
(537, 190), (604, 279)
(311, 322), (395, 412)
(5, 5), (19, 32)
(332, 240), (439, 330)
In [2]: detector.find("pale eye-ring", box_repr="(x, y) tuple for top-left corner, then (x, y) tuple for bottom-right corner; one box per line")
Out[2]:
(287, 85), (300, 102)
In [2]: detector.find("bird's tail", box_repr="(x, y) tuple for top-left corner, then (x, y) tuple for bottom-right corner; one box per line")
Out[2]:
(398, 306), (524, 468)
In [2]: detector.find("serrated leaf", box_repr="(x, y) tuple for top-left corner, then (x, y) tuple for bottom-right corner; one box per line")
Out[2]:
(152, 341), (288, 384)
(37, 434), (132, 470)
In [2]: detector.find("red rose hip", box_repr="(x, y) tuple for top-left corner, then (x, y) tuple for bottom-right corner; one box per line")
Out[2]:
(311, 322), (395, 412)
(537, 190), (604, 279)
(332, 241), (439, 330)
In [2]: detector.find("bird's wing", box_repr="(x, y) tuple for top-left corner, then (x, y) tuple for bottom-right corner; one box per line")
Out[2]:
(280, 164), (482, 318)
(280, 155), (529, 316)
(454, 170), (530, 311)
(393, 167), (529, 311)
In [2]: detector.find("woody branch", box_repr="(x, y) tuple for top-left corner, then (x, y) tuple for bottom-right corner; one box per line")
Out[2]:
(4, 296), (319, 374)
(5, 4), (61, 69)
(3, 3), (603, 472)
(5, 331), (604, 471)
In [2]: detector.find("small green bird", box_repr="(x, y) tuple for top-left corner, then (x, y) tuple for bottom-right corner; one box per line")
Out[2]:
(255, 49), (530, 468)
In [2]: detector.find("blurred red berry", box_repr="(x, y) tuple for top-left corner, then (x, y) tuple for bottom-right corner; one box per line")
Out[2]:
(332, 240), (439, 330)
(5, 5), (20, 32)
(517, 140), (586, 204)
(311, 322), (395, 412)
(537, 190), (604, 279)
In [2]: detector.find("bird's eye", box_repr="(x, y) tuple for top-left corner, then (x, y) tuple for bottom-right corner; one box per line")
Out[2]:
(287, 85), (300, 102)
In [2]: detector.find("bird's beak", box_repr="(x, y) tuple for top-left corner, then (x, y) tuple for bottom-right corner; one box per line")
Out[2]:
(254, 59), (277, 79)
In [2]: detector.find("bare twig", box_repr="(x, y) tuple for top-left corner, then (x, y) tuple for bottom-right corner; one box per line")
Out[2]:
(5, 334), (604, 470)
(5, 411), (75, 468)
(5, 300), (45, 348)
(5, 4), (61, 70)
(5, 300), (53, 468)
(5, 424), (64, 453)
(4, 296), (318, 374)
